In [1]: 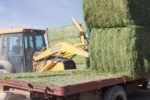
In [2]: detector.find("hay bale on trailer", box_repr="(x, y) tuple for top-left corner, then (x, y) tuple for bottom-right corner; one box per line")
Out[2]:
(83, 0), (150, 29)
(90, 26), (150, 77)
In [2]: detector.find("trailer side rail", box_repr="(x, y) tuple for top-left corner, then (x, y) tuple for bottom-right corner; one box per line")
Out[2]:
(0, 75), (149, 96)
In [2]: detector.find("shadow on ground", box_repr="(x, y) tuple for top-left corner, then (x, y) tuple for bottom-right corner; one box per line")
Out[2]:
(128, 89), (150, 100)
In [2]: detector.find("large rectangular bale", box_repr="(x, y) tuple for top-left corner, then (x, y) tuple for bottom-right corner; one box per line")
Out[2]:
(48, 24), (88, 69)
(90, 26), (150, 77)
(83, 0), (150, 29)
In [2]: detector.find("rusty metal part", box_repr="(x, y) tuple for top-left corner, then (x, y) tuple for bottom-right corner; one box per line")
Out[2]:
(0, 75), (149, 98)
(125, 83), (138, 94)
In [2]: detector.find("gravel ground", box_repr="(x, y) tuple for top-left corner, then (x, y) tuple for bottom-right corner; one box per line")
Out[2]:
(128, 89), (150, 100)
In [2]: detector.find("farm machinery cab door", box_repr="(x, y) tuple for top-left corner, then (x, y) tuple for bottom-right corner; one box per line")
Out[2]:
(24, 31), (46, 72)
(0, 33), (24, 73)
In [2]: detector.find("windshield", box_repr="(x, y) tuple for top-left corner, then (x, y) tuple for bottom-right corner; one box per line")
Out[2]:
(24, 32), (45, 72)
(24, 33), (45, 53)
(1, 33), (23, 56)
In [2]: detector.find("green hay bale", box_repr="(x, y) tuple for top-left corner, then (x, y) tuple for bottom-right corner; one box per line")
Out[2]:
(48, 24), (88, 69)
(90, 26), (150, 77)
(83, 0), (150, 29)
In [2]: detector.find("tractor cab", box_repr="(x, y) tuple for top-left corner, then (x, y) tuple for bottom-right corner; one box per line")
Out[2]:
(0, 29), (46, 73)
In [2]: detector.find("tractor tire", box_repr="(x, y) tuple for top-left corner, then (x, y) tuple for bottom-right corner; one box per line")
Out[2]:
(0, 92), (9, 100)
(0, 61), (16, 74)
(0, 61), (16, 100)
(104, 86), (127, 100)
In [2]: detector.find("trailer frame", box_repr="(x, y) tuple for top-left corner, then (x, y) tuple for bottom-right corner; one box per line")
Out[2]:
(0, 75), (149, 99)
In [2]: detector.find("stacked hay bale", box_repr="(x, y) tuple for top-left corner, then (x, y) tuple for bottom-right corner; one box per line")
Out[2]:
(83, 0), (150, 77)
(48, 24), (89, 69)
(83, 0), (150, 29)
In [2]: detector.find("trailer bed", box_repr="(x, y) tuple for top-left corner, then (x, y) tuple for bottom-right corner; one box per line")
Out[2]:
(0, 69), (149, 96)
(0, 70), (121, 86)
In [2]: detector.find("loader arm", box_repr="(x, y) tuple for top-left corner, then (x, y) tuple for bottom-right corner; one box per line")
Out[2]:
(33, 41), (89, 72)
(72, 17), (89, 50)
(33, 18), (89, 72)
(33, 41), (89, 62)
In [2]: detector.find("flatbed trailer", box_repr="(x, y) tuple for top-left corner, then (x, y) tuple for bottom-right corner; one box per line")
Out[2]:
(0, 70), (149, 100)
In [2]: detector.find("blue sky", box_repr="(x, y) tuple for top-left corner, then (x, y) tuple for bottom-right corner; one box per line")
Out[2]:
(0, 0), (84, 29)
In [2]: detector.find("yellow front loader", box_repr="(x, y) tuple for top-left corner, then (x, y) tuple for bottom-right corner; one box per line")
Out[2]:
(33, 18), (89, 72)
(0, 18), (89, 99)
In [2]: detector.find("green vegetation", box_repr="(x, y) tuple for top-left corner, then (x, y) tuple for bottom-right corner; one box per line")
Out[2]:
(48, 23), (87, 44)
(48, 24), (89, 69)
(90, 26), (150, 77)
(0, 69), (120, 86)
(2, 1), (150, 86)
(83, 0), (150, 29)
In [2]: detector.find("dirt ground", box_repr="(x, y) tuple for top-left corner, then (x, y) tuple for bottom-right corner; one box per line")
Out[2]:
(5, 89), (150, 100)
(128, 89), (150, 100)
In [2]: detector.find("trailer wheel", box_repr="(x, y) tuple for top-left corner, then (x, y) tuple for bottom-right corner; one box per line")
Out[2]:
(104, 86), (127, 100)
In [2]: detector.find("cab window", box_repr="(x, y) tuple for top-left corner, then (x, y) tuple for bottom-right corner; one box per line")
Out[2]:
(35, 35), (44, 51)
(2, 35), (7, 55)
(9, 34), (23, 56)
(24, 33), (45, 53)
(1, 34), (23, 56)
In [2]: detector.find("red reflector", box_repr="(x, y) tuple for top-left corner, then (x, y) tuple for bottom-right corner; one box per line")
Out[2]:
(54, 89), (58, 92)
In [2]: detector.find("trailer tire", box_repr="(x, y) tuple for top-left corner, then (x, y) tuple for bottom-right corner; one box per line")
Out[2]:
(104, 86), (127, 100)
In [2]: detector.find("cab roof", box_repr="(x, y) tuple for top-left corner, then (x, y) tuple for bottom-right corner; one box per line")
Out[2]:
(0, 28), (45, 35)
